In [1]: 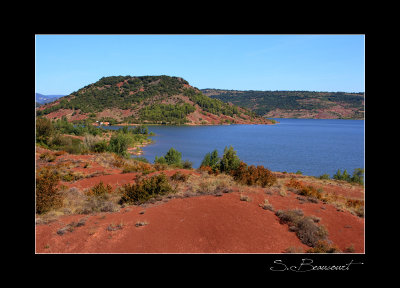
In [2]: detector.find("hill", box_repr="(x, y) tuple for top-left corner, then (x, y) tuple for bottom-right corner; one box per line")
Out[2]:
(201, 89), (365, 119)
(36, 93), (65, 105)
(36, 76), (273, 125)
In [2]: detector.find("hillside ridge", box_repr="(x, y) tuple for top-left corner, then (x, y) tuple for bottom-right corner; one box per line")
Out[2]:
(36, 76), (273, 125)
(202, 88), (364, 120)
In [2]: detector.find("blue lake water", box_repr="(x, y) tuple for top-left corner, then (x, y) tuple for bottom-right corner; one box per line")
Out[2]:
(106, 118), (364, 177)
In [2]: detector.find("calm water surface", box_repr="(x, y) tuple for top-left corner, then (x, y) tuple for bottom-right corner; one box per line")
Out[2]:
(107, 119), (364, 177)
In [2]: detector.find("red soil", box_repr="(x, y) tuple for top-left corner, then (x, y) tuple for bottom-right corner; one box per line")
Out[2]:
(36, 192), (310, 253)
(35, 149), (364, 254)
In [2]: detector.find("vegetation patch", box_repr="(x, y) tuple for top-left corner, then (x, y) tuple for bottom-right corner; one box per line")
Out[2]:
(231, 162), (277, 187)
(275, 209), (330, 248)
(119, 173), (175, 205)
(36, 167), (64, 214)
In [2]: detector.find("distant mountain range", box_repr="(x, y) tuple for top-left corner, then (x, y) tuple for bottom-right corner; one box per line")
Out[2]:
(201, 89), (364, 120)
(36, 93), (64, 105)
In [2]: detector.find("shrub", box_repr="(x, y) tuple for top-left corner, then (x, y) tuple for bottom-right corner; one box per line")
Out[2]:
(122, 161), (154, 174)
(80, 196), (118, 214)
(170, 171), (189, 182)
(296, 217), (329, 247)
(62, 171), (83, 182)
(333, 169), (351, 182)
(240, 194), (251, 202)
(39, 152), (56, 162)
(154, 156), (167, 165)
(259, 199), (274, 211)
(119, 174), (174, 204)
(182, 160), (193, 169)
(198, 165), (216, 175)
(154, 148), (184, 167)
(108, 133), (131, 157)
(132, 157), (150, 163)
(93, 140), (108, 153)
(298, 185), (323, 199)
(275, 209), (330, 248)
(200, 150), (220, 171)
(306, 240), (341, 253)
(36, 117), (54, 145)
(112, 154), (126, 168)
(286, 178), (303, 190)
(319, 174), (330, 180)
(350, 168), (364, 185)
(275, 209), (304, 225)
(164, 148), (182, 166)
(220, 146), (241, 173)
(231, 162), (277, 187)
(86, 181), (113, 198)
(36, 167), (63, 214)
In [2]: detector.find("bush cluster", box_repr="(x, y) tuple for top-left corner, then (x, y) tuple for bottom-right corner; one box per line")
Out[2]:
(231, 162), (277, 187)
(170, 171), (189, 182)
(122, 161), (155, 174)
(86, 181), (113, 198)
(200, 146), (240, 174)
(306, 240), (341, 253)
(275, 209), (329, 247)
(333, 168), (364, 185)
(154, 148), (193, 169)
(119, 174), (174, 204)
(36, 167), (63, 214)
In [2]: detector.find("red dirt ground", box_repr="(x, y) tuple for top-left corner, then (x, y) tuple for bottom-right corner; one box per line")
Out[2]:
(35, 149), (364, 254)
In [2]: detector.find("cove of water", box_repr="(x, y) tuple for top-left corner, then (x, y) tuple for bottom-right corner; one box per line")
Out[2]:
(106, 118), (364, 177)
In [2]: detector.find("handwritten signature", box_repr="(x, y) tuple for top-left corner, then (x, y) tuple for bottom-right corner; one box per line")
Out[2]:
(270, 259), (364, 272)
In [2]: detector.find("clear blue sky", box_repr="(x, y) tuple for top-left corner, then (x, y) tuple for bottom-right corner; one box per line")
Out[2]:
(35, 34), (365, 95)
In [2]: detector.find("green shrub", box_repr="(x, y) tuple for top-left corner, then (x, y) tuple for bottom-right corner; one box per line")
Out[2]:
(154, 156), (167, 165)
(93, 140), (108, 153)
(154, 148), (183, 167)
(119, 174), (174, 204)
(319, 174), (330, 180)
(219, 146), (241, 173)
(350, 168), (364, 185)
(200, 150), (220, 171)
(164, 148), (182, 166)
(86, 181), (113, 198)
(36, 117), (54, 145)
(333, 168), (364, 185)
(108, 133), (131, 157)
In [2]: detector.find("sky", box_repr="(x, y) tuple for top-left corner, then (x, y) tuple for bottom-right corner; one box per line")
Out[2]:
(35, 34), (365, 95)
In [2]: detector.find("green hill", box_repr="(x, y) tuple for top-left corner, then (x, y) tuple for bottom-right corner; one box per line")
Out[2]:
(36, 76), (273, 125)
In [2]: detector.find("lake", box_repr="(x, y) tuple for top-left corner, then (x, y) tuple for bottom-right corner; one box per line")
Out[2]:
(106, 118), (364, 177)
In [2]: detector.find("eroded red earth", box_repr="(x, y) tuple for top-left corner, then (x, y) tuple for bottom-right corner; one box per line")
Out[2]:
(35, 148), (364, 253)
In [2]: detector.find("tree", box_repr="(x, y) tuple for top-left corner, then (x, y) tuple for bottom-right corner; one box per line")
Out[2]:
(220, 146), (241, 173)
(164, 148), (182, 166)
(108, 133), (131, 157)
(351, 168), (364, 185)
(200, 149), (220, 171)
(333, 169), (342, 180)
